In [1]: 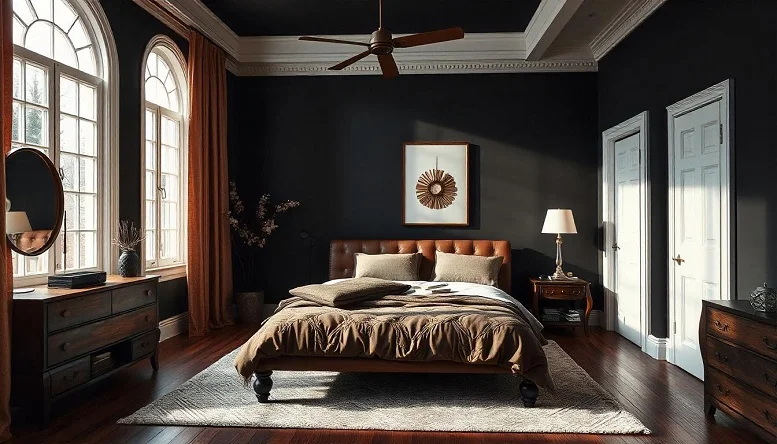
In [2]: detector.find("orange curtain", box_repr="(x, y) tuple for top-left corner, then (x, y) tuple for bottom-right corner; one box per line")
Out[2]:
(186, 31), (234, 336)
(0, 0), (13, 440)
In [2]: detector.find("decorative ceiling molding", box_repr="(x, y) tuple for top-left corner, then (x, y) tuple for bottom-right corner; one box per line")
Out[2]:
(234, 59), (598, 77)
(590, 0), (667, 61)
(132, 0), (666, 76)
(524, 0), (584, 61)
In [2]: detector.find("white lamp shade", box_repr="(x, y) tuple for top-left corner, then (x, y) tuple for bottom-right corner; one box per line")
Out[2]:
(6, 211), (32, 234)
(542, 209), (577, 234)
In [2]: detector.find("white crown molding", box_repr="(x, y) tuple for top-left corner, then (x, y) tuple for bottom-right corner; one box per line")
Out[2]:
(524, 0), (584, 61)
(590, 0), (667, 61)
(134, 0), (600, 76)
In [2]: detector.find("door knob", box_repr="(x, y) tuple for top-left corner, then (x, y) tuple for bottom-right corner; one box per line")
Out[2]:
(612, 244), (620, 250)
(672, 255), (685, 265)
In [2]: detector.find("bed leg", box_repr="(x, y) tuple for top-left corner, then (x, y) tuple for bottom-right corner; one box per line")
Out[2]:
(253, 371), (273, 403)
(519, 379), (539, 408)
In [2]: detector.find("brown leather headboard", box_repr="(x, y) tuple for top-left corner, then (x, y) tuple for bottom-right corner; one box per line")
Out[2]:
(329, 240), (512, 294)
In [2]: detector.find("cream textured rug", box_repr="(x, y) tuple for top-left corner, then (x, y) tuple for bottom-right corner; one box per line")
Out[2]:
(119, 341), (649, 434)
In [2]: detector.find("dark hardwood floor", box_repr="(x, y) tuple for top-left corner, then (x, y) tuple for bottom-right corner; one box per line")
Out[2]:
(8, 325), (767, 444)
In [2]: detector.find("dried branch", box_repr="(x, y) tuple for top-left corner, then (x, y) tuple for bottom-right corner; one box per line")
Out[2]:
(111, 220), (145, 252)
(228, 181), (300, 248)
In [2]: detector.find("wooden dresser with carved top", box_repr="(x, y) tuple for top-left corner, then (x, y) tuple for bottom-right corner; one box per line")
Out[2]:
(11, 275), (160, 425)
(701, 299), (777, 442)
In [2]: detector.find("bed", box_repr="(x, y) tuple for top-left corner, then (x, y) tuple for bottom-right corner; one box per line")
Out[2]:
(234, 239), (553, 407)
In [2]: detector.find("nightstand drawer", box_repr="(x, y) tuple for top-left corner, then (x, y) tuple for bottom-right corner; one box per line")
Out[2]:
(707, 308), (777, 361)
(541, 286), (585, 300)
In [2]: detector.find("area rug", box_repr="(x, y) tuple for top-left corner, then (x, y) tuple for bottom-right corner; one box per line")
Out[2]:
(118, 341), (650, 434)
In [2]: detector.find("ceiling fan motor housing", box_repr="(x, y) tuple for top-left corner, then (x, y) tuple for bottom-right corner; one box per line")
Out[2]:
(370, 29), (394, 55)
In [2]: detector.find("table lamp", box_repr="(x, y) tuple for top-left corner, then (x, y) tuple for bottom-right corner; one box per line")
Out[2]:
(6, 211), (32, 236)
(541, 209), (577, 280)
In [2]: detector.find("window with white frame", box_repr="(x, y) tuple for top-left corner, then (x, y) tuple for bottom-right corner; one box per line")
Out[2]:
(143, 47), (186, 270)
(11, 0), (105, 280)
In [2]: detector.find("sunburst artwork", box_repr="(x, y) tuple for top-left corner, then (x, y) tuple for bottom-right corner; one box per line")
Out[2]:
(403, 142), (470, 226)
(416, 168), (457, 209)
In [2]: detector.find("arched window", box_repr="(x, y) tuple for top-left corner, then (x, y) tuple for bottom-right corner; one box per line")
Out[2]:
(142, 38), (187, 271)
(11, 0), (116, 282)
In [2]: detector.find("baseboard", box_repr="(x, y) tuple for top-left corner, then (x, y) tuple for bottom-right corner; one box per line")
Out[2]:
(645, 334), (668, 360)
(159, 312), (189, 342)
(588, 309), (603, 327)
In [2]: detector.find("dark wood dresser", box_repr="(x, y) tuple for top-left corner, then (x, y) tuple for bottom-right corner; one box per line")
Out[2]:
(700, 299), (777, 442)
(11, 275), (160, 425)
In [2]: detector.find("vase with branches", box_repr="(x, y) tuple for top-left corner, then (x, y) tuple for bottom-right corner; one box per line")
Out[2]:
(112, 220), (145, 277)
(228, 181), (300, 290)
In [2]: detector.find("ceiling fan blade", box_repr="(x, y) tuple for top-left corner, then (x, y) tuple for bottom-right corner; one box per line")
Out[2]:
(392, 27), (465, 48)
(330, 50), (372, 71)
(378, 54), (399, 78)
(299, 36), (369, 47)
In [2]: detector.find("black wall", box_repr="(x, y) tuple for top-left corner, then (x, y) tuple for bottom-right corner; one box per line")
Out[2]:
(598, 0), (777, 337)
(100, 0), (189, 319)
(229, 73), (600, 306)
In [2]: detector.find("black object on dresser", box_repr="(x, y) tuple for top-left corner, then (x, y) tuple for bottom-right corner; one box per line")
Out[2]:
(11, 275), (160, 425)
(700, 299), (777, 442)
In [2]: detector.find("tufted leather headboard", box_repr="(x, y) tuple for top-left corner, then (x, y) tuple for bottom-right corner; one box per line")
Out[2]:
(329, 240), (512, 294)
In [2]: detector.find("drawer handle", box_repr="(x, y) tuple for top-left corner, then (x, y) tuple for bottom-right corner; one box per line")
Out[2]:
(763, 336), (777, 350)
(713, 320), (729, 332)
(141, 341), (148, 349)
(61, 342), (70, 351)
(715, 383), (730, 395)
(145, 315), (152, 322)
(63, 370), (80, 381)
(145, 290), (152, 296)
(762, 372), (777, 388)
(763, 410), (777, 427)
(714, 352), (729, 363)
(61, 309), (71, 318)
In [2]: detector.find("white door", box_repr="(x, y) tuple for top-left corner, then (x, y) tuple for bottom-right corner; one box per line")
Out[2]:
(670, 100), (723, 379)
(613, 133), (642, 346)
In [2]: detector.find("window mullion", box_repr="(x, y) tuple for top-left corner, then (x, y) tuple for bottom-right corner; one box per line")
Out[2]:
(51, 61), (60, 274)
(156, 107), (163, 265)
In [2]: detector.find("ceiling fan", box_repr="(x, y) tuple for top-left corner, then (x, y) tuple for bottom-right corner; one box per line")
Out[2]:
(298, 0), (465, 78)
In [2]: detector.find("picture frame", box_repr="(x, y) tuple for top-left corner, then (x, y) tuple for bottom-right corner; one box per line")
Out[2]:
(402, 142), (470, 226)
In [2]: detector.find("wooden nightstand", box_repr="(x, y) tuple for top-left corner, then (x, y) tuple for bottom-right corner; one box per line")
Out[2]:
(530, 278), (593, 336)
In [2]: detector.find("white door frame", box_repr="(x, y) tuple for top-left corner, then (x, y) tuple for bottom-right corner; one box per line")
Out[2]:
(602, 111), (650, 353)
(666, 79), (732, 365)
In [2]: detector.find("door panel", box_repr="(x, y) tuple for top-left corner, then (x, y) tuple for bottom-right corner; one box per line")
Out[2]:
(672, 100), (722, 380)
(613, 133), (642, 346)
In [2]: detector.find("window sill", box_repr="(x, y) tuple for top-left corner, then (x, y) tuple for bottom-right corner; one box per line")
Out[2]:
(146, 264), (187, 282)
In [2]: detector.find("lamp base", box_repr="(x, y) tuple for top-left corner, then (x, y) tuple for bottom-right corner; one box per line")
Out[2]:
(550, 266), (577, 281)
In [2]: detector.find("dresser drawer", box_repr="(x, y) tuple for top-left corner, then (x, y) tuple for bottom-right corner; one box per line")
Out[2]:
(111, 282), (157, 314)
(49, 357), (90, 397)
(131, 330), (159, 361)
(47, 292), (112, 332)
(541, 285), (585, 300)
(707, 308), (777, 360)
(47, 305), (157, 367)
(707, 336), (777, 398)
(707, 367), (777, 437)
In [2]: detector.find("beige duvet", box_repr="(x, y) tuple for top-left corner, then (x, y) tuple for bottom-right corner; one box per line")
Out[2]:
(234, 293), (555, 389)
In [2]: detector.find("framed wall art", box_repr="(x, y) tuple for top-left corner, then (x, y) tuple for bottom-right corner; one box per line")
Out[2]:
(402, 142), (470, 226)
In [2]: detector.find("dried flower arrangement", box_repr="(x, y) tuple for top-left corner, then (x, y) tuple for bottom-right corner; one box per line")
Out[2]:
(111, 220), (145, 252)
(228, 181), (300, 289)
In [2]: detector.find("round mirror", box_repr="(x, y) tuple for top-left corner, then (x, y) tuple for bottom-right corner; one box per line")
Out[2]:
(5, 148), (64, 256)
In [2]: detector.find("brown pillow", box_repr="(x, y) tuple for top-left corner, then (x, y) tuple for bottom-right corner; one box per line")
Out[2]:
(353, 252), (421, 281)
(289, 278), (411, 307)
(432, 251), (503, 286)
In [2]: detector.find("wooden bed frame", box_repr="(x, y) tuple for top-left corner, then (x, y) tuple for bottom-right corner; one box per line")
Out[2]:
(252, 239), (540, 407)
